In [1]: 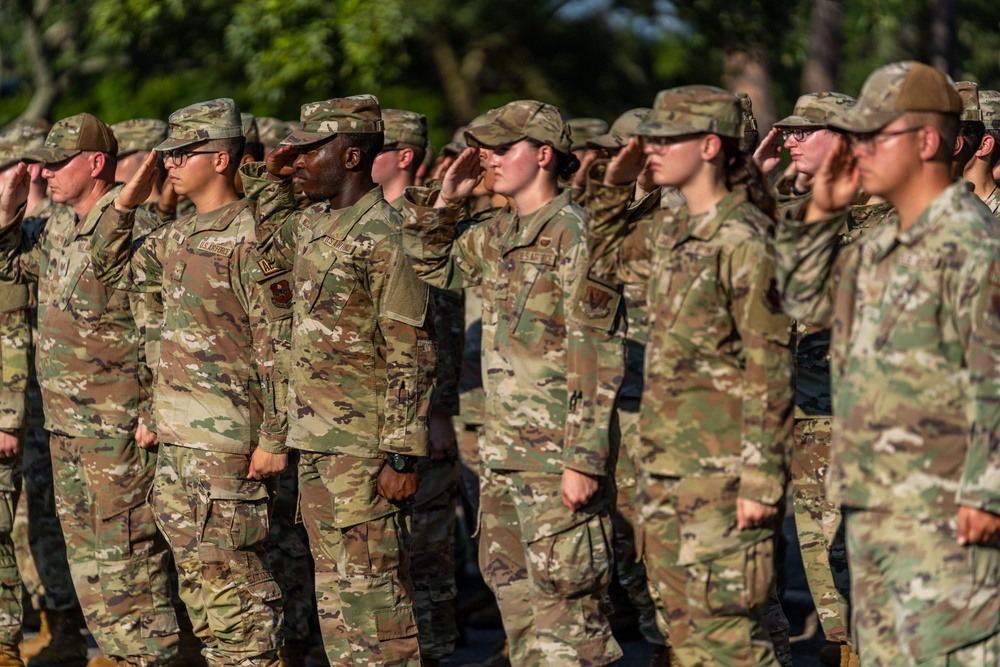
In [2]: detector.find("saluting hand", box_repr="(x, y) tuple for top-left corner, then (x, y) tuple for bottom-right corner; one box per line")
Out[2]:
(806, 136), (860, 222)
(437, 147), (482, 207)
(958, 505), (1000, 546)
(0, 163), (30, 230)
(265, 145), (299, 180)
(115, 151), (160, 211)
(572, 149), (603, 191)
(604, 137), (646, 186)
(753, 127), (784, 178)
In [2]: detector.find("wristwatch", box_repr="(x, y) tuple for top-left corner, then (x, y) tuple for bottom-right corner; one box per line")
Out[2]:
(386, 453), (417, 473)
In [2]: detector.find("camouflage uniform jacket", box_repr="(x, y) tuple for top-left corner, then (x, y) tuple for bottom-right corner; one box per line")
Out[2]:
(587, 182), (793, 506)
(774, 181), (1000, 518)
(389, 195), (462, 418)
(0, 258), (31, 432)
(91, 199), (291, 455)
(402, 188), (624, 477)
(242, 164), (434, 459)
(984, 186), (1000, 218)
(777, 194), (896, 418)
(0, 188), (155, 439)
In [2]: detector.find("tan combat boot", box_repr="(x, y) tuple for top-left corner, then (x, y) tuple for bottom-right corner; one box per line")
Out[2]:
(21, 608), (87, 666)
(0, 642), (25, 667)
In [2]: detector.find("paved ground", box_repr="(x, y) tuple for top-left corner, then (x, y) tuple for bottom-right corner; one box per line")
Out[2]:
(45, 514), (829, 666)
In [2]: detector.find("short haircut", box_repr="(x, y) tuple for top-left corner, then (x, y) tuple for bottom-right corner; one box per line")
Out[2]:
(908, 112), (960, 162)
(343, 132), (385, 165)
(203, 137), (247, 165)
(986, 130), (1000, 168)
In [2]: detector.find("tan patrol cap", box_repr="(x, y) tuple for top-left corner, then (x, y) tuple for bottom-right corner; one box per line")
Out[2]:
(980, 90), (1000, 131)
(282, 95), (384, 147)
(157, 98), (243, 151)
(567, 118), (609, 151)
(383, 109), (428, 148)
(633, 86), (742, 139)
(442, 111), (496, 157)
(828, 61), (961, 133)
(111, 119), (169, 157)
(773, 92), (856, 129)
(22, 113), (118, 164)
(588, 109), (651, 150)
(956, 82), (981, 122)
(257, 117), (295, 149)
(465, 100), (572, 154)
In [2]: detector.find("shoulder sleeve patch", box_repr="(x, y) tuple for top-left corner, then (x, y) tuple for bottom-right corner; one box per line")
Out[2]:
(572, 274), (623, 333)
(255, 270), (294, 322)
(383, 253), (429, 327)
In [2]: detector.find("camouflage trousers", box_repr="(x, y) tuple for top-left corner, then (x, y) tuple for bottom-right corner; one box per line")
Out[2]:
(51, 433), (179, 664)
(639, 473), (790, 667)
(411, 456), (460, 660)
(264, 450), (314, 644)
(791, 418), (850, 643)
(478, 467), (622, 667)
(614, 408), (666, 647)
(0, 452), (22, 647)
(12, 381), (76, 612)
(846, 510), (1000, 667)
(151, 444), (282, 667)
(297, 452), (420, 667)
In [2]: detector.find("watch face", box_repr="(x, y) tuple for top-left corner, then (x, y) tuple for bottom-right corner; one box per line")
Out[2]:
(390, 457), (406, 471)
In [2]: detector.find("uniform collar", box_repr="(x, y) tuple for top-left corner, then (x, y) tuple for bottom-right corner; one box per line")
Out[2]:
(310, 185), (386, 242)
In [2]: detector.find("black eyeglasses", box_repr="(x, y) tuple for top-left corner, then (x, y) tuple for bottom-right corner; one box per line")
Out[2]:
(781, 128), (821, 142)
(846, 126), (923, 154)
(161, 149), (217, 166)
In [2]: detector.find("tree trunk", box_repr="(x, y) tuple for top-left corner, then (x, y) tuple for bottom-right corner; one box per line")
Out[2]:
(930, 0), (957, 77)
(16, 10), (61, 122)
(723, 47), (777, 134)
(801, 0), (843, 93)
(428, 27), (477, 124)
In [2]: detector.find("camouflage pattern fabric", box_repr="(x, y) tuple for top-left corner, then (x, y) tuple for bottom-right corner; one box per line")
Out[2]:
(633, 86), (742, 139)
(984, 187), (1000, 218)
(111, 119), (168, 156)
(586, 174), (794, 665)
(847, 510), (1000, 666)
(297, 452), (420, 667)
(0, 454), (20, 648)
(774, 181), (1000, 661)
(51, 434), (179, 664)
(150, 445), (281, 666)
(465, 100), (573, 154)
(0, 191), (179, 661)
(401, 184), (625, 666)
(773, 93), (856, 129)
(478, 468), (622, 667)
(241, 158), (433, 664)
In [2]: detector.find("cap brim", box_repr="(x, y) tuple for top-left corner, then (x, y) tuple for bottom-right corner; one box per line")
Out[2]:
(21, 147), (79, 165)
(772, 115), (826, 130)
(280, 131), (334, 147)
(631, 120), (696, 137)
(155, 136), (206, 151)
(440, 141), (467, 156)
(586, 133), (625, 150)
(827, 107), (901, 133)
(464, 125), (523, 149)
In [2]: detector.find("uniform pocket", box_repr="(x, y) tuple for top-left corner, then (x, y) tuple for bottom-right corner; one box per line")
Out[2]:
(201, 484), (271, 552)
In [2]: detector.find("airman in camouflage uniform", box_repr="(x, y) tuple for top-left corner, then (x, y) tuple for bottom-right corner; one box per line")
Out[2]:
(240, 95), (434, 667)
(770, 92), (866, 660)
(958, 87), (1000, 218)
(586, 87), (793, 667)
(0, 113), (180, 665)
(373, 108), (463, 666)
(774, 61), (1000, 666)
(402, 100), (625, 667)
(92, 98), (291, 667)
(586, 109), (670, 658)
(112, 119), (168, 190)
(0, 121), (87, 666)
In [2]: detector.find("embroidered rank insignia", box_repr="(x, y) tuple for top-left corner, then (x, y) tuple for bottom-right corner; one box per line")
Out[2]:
(257, 257), (283, 277)
(270, 280), (293, 309)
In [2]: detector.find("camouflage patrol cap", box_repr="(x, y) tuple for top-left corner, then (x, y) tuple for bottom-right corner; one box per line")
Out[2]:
(735, 93), (757, 132)
(634, 86), (742, 138)
(111, 119), (168, 157)
(828, 61), (961, 133)
(773, 92), (856, 129)
(980, 90), (1000, 131)
(22, 113), (118, 164)
(956, 82), (981, 122)
(241, 113), (260, 145)
(383, 109), (428, 148)
(282, 95), (383, 147)
(157, 98), (242, 151)
(567, 118), (609, 151)
(442, 111), (495, 156)
(257, 117), (295, 149)
(465, 100), (572, 154)
(588, 108), (651, 150)
(0, 120), (49, 169)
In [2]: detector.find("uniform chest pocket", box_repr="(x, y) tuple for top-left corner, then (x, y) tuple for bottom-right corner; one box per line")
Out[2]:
(297, 240), (358, 324)
(656, 243), (723, 335)
(871, 255), (940, 352)
(508, 250), (561, 345)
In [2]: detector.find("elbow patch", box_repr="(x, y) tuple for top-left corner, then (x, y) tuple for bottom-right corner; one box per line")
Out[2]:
(383, 254), (429, 327)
